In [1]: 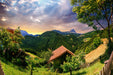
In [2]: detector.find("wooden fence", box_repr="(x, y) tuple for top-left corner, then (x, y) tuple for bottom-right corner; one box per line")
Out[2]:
(99, 51), (113, 75)
(0, 62), (4, 75)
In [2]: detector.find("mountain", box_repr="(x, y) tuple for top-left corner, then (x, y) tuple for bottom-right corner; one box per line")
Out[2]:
(52, 29), (80, 35)
(69, 29), (76, 33)
(21, 30), (39, 36)
(21, 30), (29, 36)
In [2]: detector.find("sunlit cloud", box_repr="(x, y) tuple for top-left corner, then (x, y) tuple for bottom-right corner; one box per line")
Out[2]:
(11, 1), (16, 6)
(1, 17), (7, 21)
(18, 0), (26, 4)
(5, 7), (10, 11)
(30, 16), (41, 23)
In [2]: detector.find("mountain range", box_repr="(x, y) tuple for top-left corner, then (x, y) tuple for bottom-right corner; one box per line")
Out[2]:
(21, 29), (78, 36)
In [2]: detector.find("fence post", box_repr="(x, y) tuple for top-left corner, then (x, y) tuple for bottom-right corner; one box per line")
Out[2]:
(99, 51), (113, 75)
(102, 67), (104, 75)
(100, 70), (102, 75)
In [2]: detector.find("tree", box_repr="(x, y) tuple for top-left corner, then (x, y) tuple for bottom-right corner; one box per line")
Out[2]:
(40, 50), (52, 61)
(0, 27), (24, 60)
(61, 53), (85, 75)
(71, 0), (113, 54)
(25, 56), (38, 75)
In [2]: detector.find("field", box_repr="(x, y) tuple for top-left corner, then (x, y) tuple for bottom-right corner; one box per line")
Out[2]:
(85, 38), (108, 63)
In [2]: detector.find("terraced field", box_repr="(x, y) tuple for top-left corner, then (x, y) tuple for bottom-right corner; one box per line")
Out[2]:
(85, 38), (108, 63)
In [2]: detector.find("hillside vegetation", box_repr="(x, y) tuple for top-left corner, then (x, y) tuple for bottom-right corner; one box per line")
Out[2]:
(21, 31), (83, 53)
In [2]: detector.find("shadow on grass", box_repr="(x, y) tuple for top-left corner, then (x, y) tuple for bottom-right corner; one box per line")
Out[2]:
(72, 71), (86, 75)
(0, 56), (27, 72)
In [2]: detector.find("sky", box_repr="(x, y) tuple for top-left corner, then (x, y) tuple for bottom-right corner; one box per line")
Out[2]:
(0, 0), (94, 34)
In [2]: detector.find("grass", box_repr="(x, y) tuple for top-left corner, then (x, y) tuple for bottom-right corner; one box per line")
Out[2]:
(1, 60), (59, 75)
(25, 52), (40, 58)
(1, 60), (28, 75)
(1, 58), (104, 75)
(63, 61), (104, 75)
(83, 38), (91, 42)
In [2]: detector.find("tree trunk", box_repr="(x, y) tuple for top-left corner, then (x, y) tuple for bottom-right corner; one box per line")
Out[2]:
(4, 48), (8, 59)
(111, 70), (113, 75)
(30, 63), (33, 75)
(69, 68), (72, 75)
(108, 21), (111, 55)
(111, 3), (113, 31)
(112, 14), (113, 30)
(16, 49), (22, 58)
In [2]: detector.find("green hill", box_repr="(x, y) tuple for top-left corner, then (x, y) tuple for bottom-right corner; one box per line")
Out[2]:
(21, 31), (83, 54)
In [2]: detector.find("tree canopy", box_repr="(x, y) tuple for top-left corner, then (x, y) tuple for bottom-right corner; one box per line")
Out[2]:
(0, 27), (24, 60)
(71, 0), (113, 54)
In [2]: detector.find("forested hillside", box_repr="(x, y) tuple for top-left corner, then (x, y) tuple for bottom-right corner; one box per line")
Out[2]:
(21, 30), (103, 56)
(21, 31), (82, 54)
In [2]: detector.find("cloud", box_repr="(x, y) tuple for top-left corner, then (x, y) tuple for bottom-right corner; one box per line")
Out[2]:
(1, 16), (7, 21)
(0, 0), (94, 34)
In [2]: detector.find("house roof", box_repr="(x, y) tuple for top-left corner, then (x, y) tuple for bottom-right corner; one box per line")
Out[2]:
(49, 45), (75, 62)
(7, 28), (14, 34)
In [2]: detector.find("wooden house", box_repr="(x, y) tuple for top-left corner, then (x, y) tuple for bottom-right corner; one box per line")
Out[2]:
(48, 45), (75, 64)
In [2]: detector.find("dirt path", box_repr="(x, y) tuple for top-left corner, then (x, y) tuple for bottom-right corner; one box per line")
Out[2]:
(85, 38), (108, 63)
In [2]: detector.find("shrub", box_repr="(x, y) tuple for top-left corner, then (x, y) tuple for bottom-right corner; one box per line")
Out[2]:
(61, 53), (85, 74)
(85, 37), (102, 53)
(93, 37), (102, 47)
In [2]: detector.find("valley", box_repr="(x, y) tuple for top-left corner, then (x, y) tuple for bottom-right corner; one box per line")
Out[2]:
(0, 27), (111, 75)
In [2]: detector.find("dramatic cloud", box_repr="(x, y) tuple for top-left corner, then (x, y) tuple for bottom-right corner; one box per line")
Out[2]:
(0, 0), (94, 34)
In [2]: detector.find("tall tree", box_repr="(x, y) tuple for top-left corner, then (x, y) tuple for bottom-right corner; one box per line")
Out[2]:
(71, 0), (113, 54)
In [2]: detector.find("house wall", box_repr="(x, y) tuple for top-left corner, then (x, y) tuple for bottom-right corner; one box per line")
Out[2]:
(52, 52), (72, 72)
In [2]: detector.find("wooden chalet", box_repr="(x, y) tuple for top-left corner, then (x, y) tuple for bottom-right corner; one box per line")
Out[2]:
(48, 45), (75, 63)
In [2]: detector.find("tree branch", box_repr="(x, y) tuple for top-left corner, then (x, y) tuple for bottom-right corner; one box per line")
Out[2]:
(95, 19), (105, 30)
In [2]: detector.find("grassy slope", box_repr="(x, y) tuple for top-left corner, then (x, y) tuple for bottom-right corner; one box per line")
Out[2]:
(85, 38), (108, 63)
(1, 59), (104, 75)
(63, 61), (104, 75)
(1, 60), (28, 75)
(25, 52), (40, 58)
(1, 60), (58, 75)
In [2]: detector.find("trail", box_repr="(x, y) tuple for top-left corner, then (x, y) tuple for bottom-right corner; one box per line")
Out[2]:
(85, 38), (108, 63)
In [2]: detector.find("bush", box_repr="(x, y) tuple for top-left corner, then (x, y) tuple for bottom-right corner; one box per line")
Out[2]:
(40, 51), (52, 61)
(93, 37), (102, 47)
(61, 53), (85, 73)
(84, 37), (102, 53)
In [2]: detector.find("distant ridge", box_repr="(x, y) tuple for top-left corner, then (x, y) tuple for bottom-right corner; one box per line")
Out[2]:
(52, 29), (80, 35)
(21, 29), (80, 36)
(20, 30), (39, 36)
